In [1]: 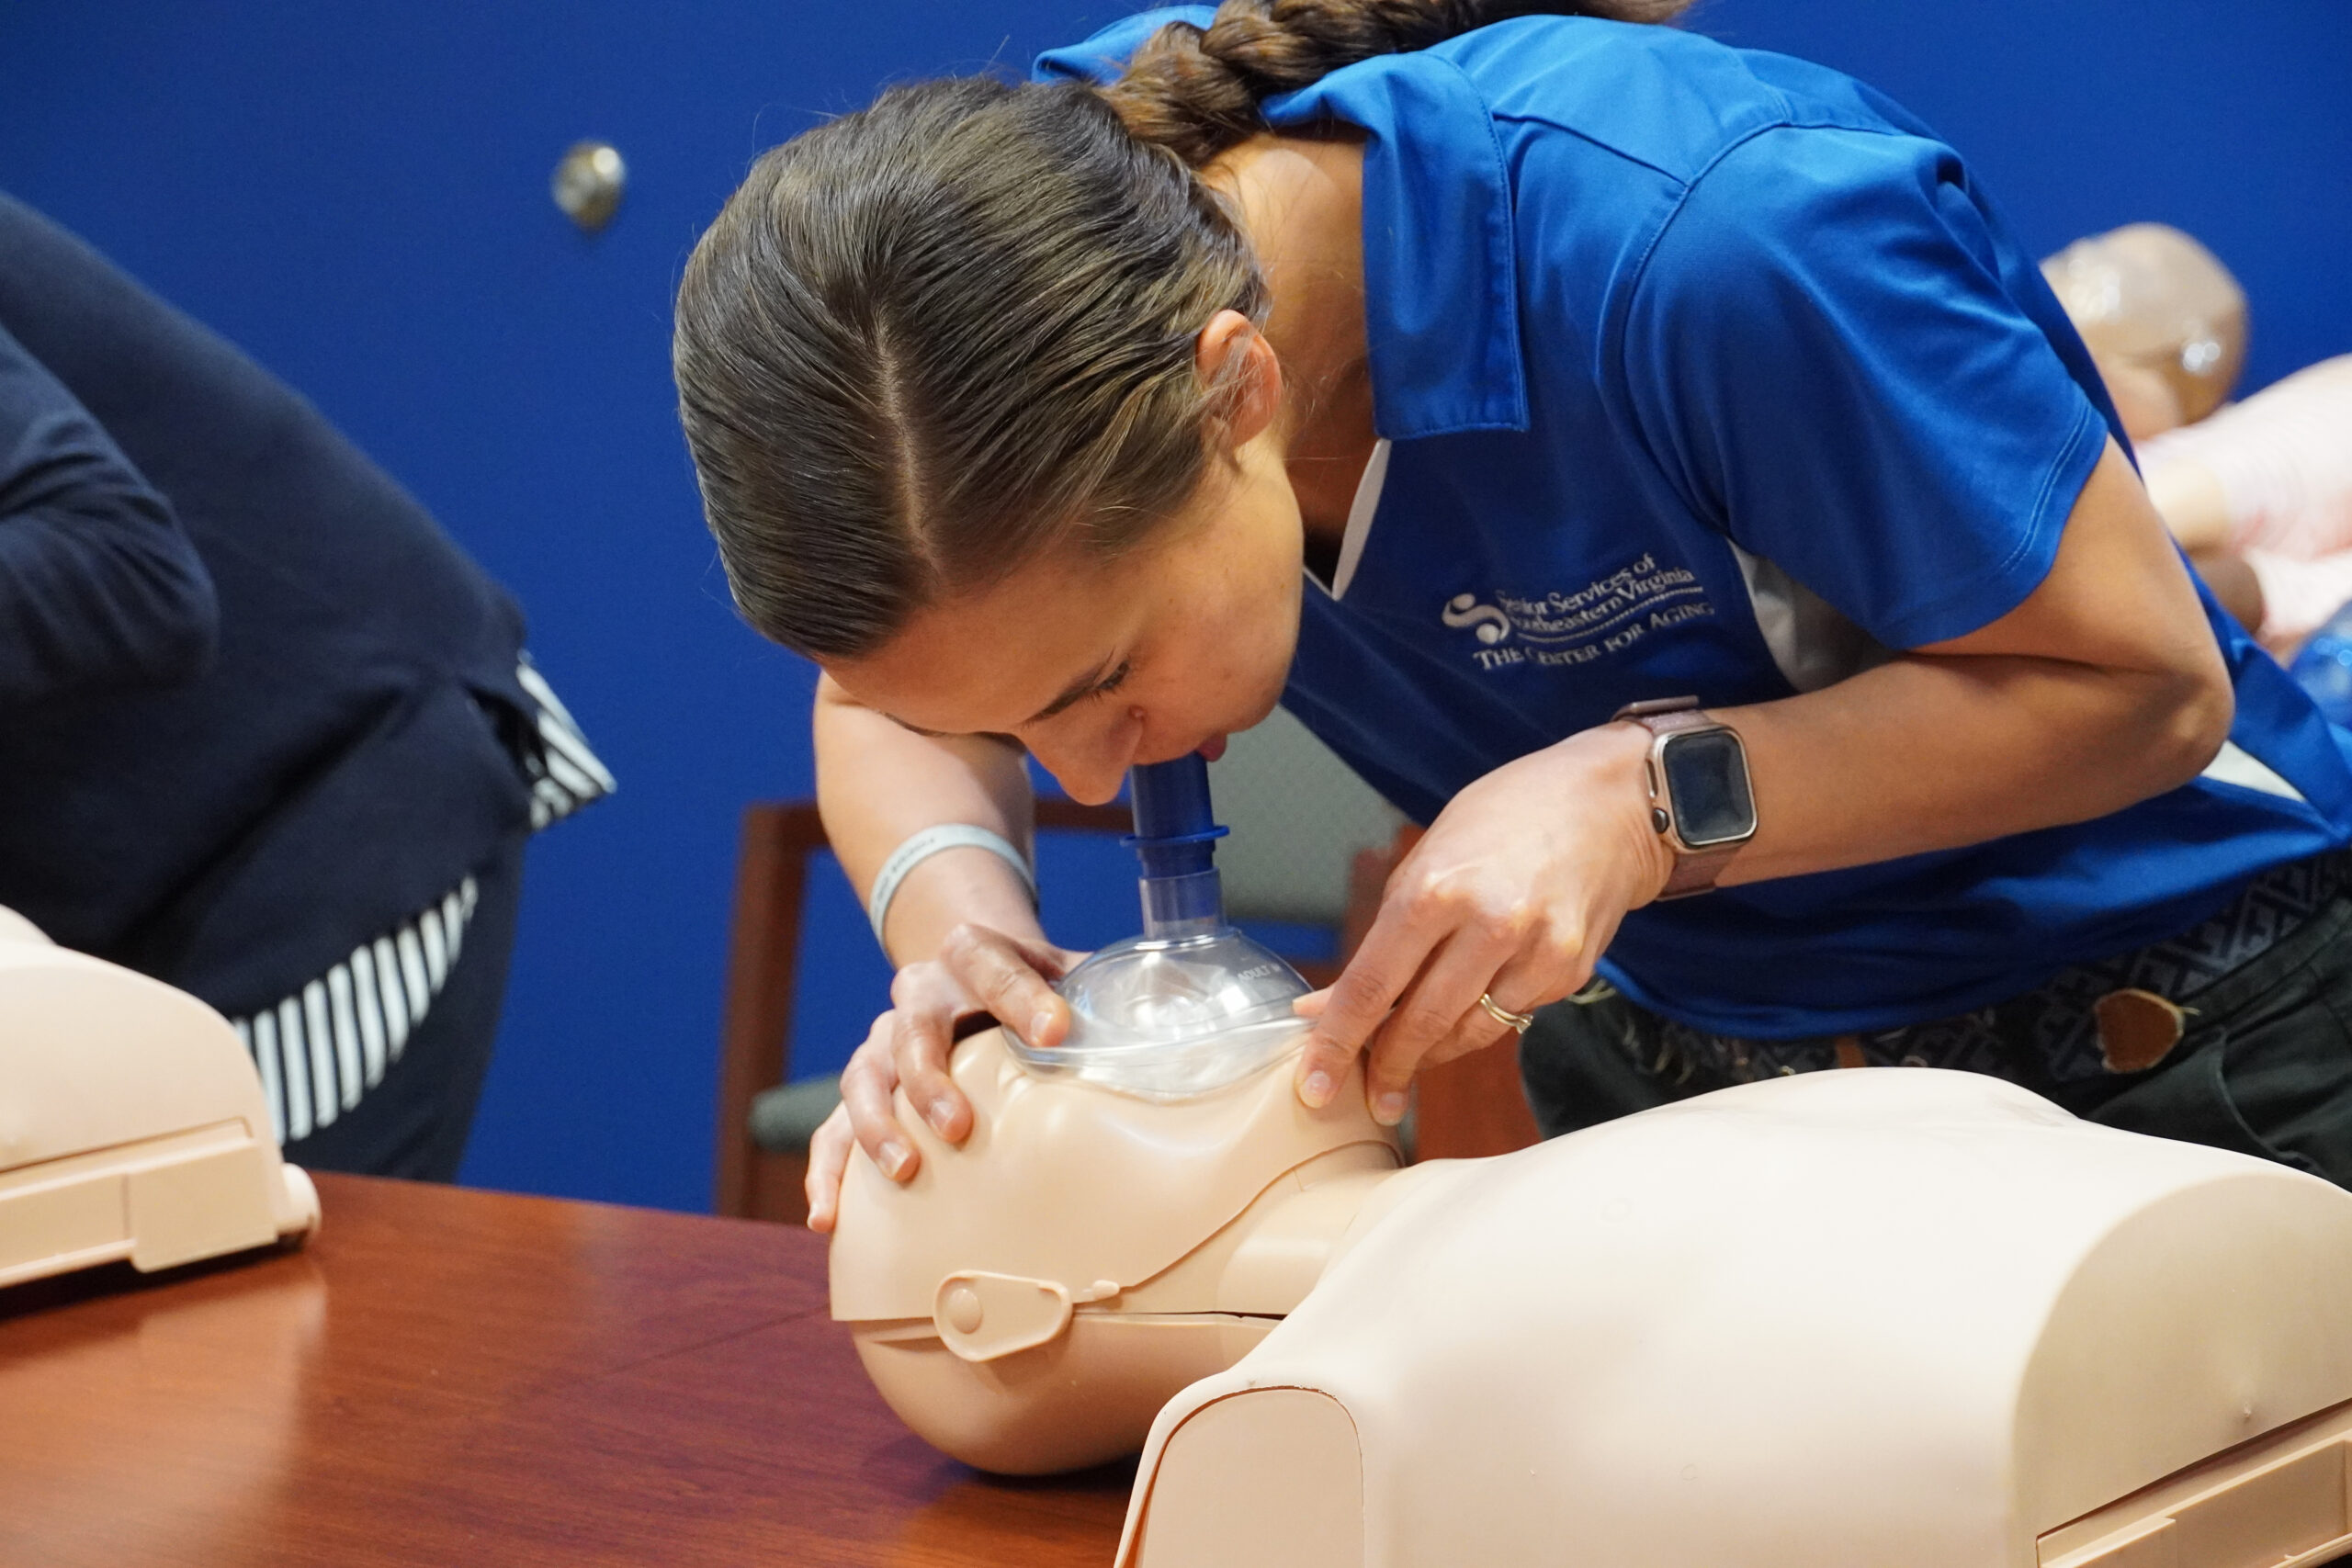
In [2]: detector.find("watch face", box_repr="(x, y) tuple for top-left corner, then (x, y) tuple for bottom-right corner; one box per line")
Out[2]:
(1658, 728), (1757, 848)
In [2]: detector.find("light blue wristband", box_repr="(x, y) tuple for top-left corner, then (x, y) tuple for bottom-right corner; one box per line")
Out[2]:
(866, 824), (1037, 949)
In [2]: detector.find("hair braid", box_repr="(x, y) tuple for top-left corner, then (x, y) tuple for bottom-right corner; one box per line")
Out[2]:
(1104, 0), (1695, 166)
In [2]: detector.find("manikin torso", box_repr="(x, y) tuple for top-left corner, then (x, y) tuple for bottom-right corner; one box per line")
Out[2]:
(831, 1026), (2352, 1568)
(834, 757), (2352, 1564)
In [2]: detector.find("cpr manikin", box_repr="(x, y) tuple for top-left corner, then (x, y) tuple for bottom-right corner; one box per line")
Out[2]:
(2040, 222), (2247, 442)
(831, 759), (2352, 1567)
(2042, 222), (2352, 654)
(0, 907), (320, 1290)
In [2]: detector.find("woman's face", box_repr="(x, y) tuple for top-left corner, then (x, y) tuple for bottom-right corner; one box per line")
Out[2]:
(827, 432), (1307, 804)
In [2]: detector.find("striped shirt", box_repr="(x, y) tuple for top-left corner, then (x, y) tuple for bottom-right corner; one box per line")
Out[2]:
(230, 658), (614, 1145)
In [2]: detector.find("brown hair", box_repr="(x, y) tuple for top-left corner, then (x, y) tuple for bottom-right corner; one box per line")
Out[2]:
(674, 1), (1690, 661)
(1106, 0), (1693, 166)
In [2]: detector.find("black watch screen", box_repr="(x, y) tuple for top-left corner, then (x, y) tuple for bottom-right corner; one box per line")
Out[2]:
(1658, 728), (1756, 848)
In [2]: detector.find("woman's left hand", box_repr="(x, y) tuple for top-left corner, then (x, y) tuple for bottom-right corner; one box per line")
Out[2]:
(1294, 720), (1675, 1124)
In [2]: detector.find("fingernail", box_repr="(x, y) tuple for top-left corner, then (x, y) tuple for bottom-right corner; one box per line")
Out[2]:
(1374, 1092), (1408, 1126)
(1300, 1070), (1335, 1109)
(879, 1142), (913, 1180)
(926, 1098), (956, 1135)
(1030, 1010), (1056, 1044)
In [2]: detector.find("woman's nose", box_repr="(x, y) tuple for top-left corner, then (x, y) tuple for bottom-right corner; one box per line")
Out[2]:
(1033, 748), (1127, 807)
(1029, 713), (1141, 806)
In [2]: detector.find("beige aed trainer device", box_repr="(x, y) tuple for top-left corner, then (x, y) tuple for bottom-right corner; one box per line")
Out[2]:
(0, 906), (321, 1290)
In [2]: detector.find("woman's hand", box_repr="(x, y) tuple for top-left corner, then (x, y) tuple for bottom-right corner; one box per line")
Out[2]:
(803, 923), (1088, 1232)
(1294, 721), (1673, 1125)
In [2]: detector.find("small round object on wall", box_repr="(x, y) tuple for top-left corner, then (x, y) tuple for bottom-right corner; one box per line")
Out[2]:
(552, 141), (626, 233)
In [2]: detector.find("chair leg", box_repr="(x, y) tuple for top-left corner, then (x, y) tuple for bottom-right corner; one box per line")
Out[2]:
(714, 803), (825, 1218)
(749, 1150), (811, 1227)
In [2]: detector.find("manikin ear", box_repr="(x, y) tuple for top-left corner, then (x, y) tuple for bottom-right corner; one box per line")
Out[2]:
(1194, 310), (1283, 457)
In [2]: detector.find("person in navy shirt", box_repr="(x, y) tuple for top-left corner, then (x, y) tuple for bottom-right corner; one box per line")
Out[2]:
(1, 195), (612, 1179)
(671, 1), (2352, 1227)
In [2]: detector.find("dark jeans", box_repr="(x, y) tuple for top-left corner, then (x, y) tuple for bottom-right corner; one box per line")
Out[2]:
(279, 835), (527, 1182)
(1521, 884), (2352, 1191)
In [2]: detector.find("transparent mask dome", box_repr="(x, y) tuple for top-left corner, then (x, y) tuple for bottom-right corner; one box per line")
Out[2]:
(1007, 927), (1312, 1100)
(1001, 754), (1314, 1100)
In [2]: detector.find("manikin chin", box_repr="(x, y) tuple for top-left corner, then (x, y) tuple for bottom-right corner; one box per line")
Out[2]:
(831, 1026), (2352, 1568)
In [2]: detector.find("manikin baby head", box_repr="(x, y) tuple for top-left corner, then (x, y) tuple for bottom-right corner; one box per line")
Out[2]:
(2042, 221), (2247, 440)
(828, 1025), (1400, 1473)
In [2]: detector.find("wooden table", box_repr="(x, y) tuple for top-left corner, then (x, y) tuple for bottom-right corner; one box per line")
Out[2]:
(0, 1174), (1133, 1566)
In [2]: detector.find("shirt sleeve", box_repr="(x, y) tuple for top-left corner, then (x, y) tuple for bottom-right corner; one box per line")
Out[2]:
(1617, 125), (2108, 651)
(0, 319), (218, 705)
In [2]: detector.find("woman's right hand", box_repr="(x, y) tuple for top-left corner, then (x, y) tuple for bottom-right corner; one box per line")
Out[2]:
(804, 922), (1087, 1232)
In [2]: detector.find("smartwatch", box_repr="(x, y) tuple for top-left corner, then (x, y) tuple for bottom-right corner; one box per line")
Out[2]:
(1611, 696), (1757, 898)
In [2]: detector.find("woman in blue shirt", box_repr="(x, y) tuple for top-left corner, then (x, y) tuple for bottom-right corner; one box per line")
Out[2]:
(672, 1), (2352, 1227)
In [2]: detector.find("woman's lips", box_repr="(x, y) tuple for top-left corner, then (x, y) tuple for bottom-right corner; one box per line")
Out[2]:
(1197, 734), (1229, 763)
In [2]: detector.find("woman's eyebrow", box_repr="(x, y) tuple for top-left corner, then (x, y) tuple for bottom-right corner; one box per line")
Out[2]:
(882, 714), (1023, 751)
(876, 658), (1115, 739)
(888, 716), (953, 739)
(1026, 656), (1118, 725)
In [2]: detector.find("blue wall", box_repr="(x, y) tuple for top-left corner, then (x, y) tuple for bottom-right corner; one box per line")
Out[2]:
(1696, 0), (2352, 397)
(2, 1), (2344, 1211)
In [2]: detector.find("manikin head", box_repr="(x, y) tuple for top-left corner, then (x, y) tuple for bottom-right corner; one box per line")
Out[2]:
(671, 4), (1694, 801)
(822, 745), (1388, 1473)
(2042, 222), (2247, 442)
(829, 1025), (1401, 1474)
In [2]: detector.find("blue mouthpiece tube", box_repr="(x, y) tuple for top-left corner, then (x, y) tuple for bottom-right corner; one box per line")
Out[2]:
(1125, 755), (1229, 938)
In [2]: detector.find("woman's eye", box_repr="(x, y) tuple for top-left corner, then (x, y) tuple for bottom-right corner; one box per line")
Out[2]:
(1085, 661), (1132, 702)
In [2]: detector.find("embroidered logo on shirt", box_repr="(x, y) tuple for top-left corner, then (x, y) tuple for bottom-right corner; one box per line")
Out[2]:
(1446, 553), (1712, 670)
(1442, 594), (1513, 644)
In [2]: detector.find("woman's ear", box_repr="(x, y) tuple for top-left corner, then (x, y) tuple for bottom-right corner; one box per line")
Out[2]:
(1195, 309), (1283, 454)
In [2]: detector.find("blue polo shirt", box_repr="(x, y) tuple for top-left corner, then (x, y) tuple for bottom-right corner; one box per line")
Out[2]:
(1039, 14), (2352, 1037)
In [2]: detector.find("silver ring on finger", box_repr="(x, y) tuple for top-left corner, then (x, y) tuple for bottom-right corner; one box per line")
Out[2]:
(1477, 991), (1538, 1035)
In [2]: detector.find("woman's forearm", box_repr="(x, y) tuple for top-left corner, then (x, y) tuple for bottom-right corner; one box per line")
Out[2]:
(1286, 444), (2233, 1113)
(814, 673), (1042, 964)
(1716, 648), (2222, 886)
(1714, 439), (2233, 886)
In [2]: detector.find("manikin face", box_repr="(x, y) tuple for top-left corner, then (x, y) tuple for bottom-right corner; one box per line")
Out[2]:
(2042, 223), (2247, 440)
(828, 430), (1307, 804)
